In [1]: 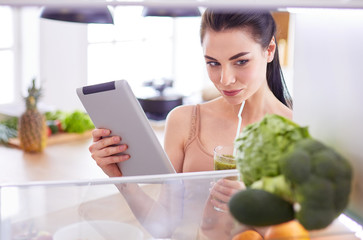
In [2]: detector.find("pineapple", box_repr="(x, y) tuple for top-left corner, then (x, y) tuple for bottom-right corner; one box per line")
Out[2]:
(18, 78), (47, 152)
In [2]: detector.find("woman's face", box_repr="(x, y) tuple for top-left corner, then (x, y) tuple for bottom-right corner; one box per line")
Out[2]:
(202, 28), (275, 105)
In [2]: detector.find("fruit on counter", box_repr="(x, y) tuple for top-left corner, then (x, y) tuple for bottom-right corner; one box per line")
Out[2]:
(232, 230), (263, 240)
(47, 120), (63, 135)
(231, 114), (352, 230)
(229, 188), (294, 226)
(0, 107), (93, 146)
(45, 110), (94, 134)
(18, 78), (47, 152)
(264, 220), (310, 240)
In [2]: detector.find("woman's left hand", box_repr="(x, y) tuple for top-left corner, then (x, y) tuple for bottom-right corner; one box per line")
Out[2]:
(209, 178), (246, 212)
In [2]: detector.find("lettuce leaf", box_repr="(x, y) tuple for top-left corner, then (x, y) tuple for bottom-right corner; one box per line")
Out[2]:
(234, 114), (310, 186)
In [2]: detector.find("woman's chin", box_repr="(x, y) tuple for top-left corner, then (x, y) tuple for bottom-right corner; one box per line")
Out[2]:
(223, 96), (245, 106)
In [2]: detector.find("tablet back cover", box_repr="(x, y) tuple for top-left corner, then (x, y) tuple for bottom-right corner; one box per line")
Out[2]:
(76, 80), (175, 176)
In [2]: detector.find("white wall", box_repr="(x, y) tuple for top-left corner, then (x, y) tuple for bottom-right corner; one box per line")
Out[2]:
(39, 19), (88, 111)
(20, 7), (40, 101)
(293, 9), (363, 222)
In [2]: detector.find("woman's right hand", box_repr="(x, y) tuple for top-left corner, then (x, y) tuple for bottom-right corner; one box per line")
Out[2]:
(89, 128), (130, 177)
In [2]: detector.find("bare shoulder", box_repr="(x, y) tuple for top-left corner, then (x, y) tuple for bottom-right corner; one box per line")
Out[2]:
(165, 105), (195, 139)
(166, 104), (195, 125)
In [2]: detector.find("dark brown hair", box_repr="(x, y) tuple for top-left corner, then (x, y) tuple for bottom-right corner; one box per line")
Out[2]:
(200, 9), (292, 108)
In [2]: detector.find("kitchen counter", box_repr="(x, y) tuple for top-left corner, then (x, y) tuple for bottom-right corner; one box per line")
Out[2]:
(0, 122), (165, 183)
(0, 138), (106, 183)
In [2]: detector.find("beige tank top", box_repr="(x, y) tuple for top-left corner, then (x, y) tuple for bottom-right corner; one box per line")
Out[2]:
(182, 104), (214, 172)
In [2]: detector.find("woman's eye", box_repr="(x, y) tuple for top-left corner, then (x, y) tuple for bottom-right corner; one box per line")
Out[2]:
(236, 60), (248, 65)
(206, 61), (220, 67)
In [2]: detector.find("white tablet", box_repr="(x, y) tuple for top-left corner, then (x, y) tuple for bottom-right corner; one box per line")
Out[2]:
(76, 80), (176, 176)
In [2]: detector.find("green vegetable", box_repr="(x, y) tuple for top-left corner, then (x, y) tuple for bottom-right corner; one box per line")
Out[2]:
(0, 117), (18, 144)
(235, 114), (310, 186)
(62, 110), (94, 133)
(47, 120), (59, 134)
(232, 114), (352, 230)
(44, 110), (94, 133)
(229, 188), (294, 226)
(45, 110), (66, 121)
(0, 116), (18, 131)
(0, 124), (17, 144)
(281, 138), (352, 230)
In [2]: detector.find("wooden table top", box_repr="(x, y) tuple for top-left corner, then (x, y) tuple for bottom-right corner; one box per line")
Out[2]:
(0, 137), (107, 183)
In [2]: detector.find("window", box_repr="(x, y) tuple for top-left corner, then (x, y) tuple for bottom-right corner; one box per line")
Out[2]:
(87, 6), (205, 95)
(0, 6), (14, 104)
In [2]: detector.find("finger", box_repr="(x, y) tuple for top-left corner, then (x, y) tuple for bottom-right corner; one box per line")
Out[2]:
(210, 197), (229, 212)
(213, 180), (239, 197)
(92, 128), (111, 142)
(210, 186), (231, 204)
(90, 135), (121, 153)
(96, 154), (130, 168)
(219, 178), (246, 191)
(91, 144), (127, 161)
(98, 144), (128, 158)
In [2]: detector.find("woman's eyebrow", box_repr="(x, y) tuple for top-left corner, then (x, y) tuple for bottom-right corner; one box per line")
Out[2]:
(204, 52), (250, 61)
(229, 52), (249, 60)
(204, 55), (217, 61)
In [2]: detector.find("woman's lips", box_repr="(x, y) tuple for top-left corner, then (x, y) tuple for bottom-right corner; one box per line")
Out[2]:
(222, 89), (242, 97)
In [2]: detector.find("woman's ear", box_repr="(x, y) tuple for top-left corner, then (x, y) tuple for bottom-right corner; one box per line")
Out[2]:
(266, 37), (276, 63)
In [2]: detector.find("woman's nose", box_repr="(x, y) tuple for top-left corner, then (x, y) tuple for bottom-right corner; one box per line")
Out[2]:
(220, 66), (236, 86)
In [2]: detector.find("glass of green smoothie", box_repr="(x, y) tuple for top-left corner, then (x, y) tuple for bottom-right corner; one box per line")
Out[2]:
(213, 145), (237, 212)
(214, 145), (236, 171)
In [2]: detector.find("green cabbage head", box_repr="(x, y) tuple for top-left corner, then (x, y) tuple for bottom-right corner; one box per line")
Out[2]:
(234, 114), (310, 186)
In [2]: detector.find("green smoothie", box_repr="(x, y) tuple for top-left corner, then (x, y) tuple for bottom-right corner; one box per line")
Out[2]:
(214, 154), (236, 170)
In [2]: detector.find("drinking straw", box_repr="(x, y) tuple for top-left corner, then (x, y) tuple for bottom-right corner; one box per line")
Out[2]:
(233, 101), (245, 156)
(235, 100), (245, 140)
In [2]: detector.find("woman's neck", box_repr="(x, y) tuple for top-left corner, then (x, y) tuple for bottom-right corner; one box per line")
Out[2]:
(235, 83), (286, 125)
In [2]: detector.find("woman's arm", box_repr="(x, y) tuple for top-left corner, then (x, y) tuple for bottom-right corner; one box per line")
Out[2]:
(109, 106), (193, 237)
(121, 106), (192, 236)
(116, 181), (184, 238)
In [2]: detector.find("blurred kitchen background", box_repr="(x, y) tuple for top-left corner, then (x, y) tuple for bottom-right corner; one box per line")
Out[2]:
(1, 2), (363, 229)
(0, 6), (293, 118)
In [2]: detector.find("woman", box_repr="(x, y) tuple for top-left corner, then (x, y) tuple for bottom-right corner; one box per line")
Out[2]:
(89, 8), (292, 238)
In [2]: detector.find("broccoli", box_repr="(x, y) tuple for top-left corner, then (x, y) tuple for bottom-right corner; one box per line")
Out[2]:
(233, 114), (353, 230)
(280, 138), (352, 230)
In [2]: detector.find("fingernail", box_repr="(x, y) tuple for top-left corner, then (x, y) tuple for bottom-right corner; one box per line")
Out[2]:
(113, 136), (119, 142)
(103, 129), (109, 134)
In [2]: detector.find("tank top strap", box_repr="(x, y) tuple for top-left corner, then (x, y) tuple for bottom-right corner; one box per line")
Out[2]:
(185, 104), (201, 148)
